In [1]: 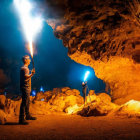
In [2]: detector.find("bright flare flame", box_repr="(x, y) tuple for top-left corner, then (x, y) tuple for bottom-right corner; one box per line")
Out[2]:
(13, 0), (43, 57)
(84, 71), (90, 81)
(29, 40), (33, 57)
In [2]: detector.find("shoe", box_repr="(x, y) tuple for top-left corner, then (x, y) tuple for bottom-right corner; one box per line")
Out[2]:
(26, 116), (37, 120)
(19, 119), (29, 125)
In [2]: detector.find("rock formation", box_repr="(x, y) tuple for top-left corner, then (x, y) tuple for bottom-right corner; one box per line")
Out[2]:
(0, 88), (84, 124)
(1, 88), (140, 124)
(0, 110), (7, 125)
(39, 0), (140, 104)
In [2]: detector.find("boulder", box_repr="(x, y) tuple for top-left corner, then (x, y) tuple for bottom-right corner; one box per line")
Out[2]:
(61, 87), (71, 93)
(4, 99), (21, 116)
(0, 109), (7, 125)
(35, 88), (83, 112)
(97, 93), (111, 103)
(113, 100), (140, 118)
(30, 101), (51, 115)
(77, 93), (117, 117)
(35, 92), (45, 101)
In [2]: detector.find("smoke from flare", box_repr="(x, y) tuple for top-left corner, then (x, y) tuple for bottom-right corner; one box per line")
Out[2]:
(13, 0), (43, 57)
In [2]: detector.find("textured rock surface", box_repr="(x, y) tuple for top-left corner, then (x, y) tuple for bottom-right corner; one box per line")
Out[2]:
(1, 88), (140, 119)
(0, 88), (84, 117)
(42, 0), (140, 104)
(42, 87), (83, 112)
(113, 100), (140, 118)
(77, 92), (117, 117)
(0, 109), (7, 125)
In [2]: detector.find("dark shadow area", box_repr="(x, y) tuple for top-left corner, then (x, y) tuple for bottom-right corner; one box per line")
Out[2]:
(0, 1), (106, 95)
(132, 50), (140, 63)
(77, 106), (107, 117)
(4, 122), (20, 125)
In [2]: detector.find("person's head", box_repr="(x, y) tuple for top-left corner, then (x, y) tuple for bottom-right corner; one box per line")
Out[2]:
(82, 81), (87, 86)
(82, 82), (85, 86)
(22, 55), (31, 66)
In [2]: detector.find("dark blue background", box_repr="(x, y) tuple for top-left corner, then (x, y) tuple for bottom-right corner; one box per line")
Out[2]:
(0, 0), (106, 95)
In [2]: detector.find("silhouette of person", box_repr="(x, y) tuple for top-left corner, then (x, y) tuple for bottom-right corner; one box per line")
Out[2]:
(82, 81), (88, 105)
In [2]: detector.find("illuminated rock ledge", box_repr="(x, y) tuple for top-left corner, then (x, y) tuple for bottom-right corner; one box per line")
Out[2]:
(41, 0), (140, 104)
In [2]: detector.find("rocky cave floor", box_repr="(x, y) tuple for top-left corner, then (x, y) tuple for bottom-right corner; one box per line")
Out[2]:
(1, 114), (140, 140)
(1, 87), (140, 140)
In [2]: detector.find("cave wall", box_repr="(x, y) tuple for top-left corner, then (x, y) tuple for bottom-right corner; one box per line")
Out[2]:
(43, 0), (140, 104)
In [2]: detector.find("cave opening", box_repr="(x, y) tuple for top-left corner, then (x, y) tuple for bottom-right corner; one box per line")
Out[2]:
(33, 22), (107, 95)
(0, 0), (107, 96)
(1, 1), (140, 138)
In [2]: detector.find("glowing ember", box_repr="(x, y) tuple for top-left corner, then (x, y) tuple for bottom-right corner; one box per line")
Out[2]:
(13, 0), (43, 57)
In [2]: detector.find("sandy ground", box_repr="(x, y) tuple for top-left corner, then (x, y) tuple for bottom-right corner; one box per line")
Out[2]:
(0, 113), (140, 140)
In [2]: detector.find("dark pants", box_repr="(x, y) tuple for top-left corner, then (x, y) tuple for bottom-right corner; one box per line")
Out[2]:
(19, 90), (30, 120)
(82, 87), (87, 104)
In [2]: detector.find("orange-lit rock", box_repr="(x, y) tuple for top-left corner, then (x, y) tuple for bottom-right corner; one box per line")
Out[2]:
(114, 100), (140, 118)
(97, 93), (111, 102)
(77, 93), (117, 116)
(30, 101), (51, 115)
(4, 99), (21, 116)
(0, 109), (7, 125)
(2, 88), (140, 119)
(35, 92), (45, 101)
(43, 0), (140, 104)
(61, 87), (71, 93)
(45, 88), (83, 112)
(0, 88), (84, 117)
(65, 104), (83, 114)
(65, 92), (117, 116)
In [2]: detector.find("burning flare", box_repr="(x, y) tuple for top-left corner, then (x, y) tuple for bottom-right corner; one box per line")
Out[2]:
(29, 41), (33, 58)
(84, 71), (90, 81)
(13, 0), (43, 57)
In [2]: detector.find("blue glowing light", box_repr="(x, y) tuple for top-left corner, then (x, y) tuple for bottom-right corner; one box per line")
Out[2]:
(32, 90), (36, 96)
(84, 71), (90, 81)
(41, 98), (44, 101)
(40, 86), (44, 92)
